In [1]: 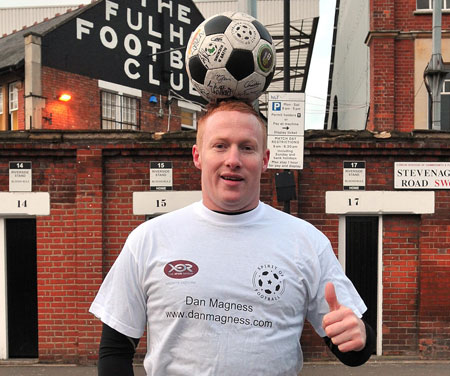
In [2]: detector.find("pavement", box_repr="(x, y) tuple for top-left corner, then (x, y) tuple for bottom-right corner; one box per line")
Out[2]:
(0, 359), (449, 376)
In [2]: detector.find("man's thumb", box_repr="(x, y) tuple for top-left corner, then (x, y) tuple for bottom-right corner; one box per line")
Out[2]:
(325, 282), (340, 311)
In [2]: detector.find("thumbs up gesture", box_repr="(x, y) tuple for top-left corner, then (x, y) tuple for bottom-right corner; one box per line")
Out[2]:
(322, 282), (367, 352)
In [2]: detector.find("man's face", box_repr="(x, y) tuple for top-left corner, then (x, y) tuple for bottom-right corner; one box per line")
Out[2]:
(193, 110), (270, 213)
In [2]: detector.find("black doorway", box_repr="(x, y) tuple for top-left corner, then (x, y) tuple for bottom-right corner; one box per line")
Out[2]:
(6, 218), (38, 358)
(345, 216), (378, 336)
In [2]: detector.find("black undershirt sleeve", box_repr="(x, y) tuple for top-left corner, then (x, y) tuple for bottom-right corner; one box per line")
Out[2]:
(323, 319), (375, 367)
(98, 323), (140, 376)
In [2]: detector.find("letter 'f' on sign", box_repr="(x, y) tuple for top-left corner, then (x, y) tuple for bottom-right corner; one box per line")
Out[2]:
(272, 102), (282, 111)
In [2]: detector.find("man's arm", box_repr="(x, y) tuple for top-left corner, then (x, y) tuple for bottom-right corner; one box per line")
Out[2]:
(98, 323), (140, 376)
(322, 282), (375, 366)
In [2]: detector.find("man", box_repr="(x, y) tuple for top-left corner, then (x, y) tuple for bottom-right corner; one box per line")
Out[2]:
(90, 100), (374, 375)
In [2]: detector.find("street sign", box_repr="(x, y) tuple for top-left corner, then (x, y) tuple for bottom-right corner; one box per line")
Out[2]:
(9, 161), (32, 192)
(267, 92), (304, 170)
(150, 161), (173, 191)
(394, 162), (450, 189)
(343, 161), (366, 190)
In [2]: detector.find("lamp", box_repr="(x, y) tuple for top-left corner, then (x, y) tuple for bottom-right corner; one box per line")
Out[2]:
(149, 95), (158, 103)
(58, 93), (72, 102)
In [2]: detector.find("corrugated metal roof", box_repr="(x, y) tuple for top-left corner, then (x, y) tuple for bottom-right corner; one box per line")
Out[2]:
(0, 5), (83, 36)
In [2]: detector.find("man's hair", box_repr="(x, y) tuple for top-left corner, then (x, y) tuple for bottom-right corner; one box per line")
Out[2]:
(196, 99), (267, 150)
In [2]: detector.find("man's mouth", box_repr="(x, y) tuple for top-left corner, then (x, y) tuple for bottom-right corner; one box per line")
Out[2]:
(221, 175), (243, 181)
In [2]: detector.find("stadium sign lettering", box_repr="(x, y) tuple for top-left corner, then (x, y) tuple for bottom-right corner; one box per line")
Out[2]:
(42, 0), (204, 101)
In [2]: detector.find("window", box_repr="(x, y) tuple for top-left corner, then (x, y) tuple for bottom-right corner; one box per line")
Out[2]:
(101, 91), (140, 130)
(0, 90), (3, 114)
(178, 100), (202, 130)
(9, 82), (18, 112)
(417, 0), (450, 10)
(442, 79), (450, 130)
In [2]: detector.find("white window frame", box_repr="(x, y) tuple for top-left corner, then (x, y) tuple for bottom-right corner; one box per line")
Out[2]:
(416, 0), (450, 10)
(98, 80), (142, 131)
(178, 100), (202, 130)
(8, 82), (18, 112)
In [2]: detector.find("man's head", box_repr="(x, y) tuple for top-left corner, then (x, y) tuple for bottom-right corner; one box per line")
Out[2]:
(193, 100), (270, 213)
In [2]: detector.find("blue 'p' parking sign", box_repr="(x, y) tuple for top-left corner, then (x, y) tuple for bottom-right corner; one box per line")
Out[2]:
(272, 102), (282, 111)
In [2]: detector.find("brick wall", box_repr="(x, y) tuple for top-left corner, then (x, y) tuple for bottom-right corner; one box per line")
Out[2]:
(367, 0), (450, 133)
(0, 129), (449, 363)
(39, 67), (182, 132)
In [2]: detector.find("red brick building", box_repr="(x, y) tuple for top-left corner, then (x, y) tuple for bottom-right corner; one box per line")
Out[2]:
(0, 0), (449, 366)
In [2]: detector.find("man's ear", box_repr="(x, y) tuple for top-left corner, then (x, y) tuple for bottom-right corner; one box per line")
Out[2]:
(192, 144), (202, 170)
(262, 148), (270, 172)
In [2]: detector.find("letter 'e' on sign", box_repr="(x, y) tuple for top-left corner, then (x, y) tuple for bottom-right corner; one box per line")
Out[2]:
(9, 161), (32, 192)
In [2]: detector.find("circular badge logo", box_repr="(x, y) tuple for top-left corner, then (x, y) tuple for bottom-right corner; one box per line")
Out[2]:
(252, 265), (285, 301)
(257, 44), (274, 73)
(230, 21), (258, 46)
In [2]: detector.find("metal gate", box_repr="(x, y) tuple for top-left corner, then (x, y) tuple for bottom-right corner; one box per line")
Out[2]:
(6, 218), (38, 358)
(345, 216), (378, 335)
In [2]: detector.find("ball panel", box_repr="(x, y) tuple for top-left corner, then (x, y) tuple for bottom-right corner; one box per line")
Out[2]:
(252, 39), (276, 76)
(188, 55), (207, 84)
(262, 69), (275, 91)
(226, 49), (254, 81)
(225, 20), (259, 50)
(252, 20), (273, 43)
(186, 26), (206, 59)
(228, 12), (256, 22)
(196, 34), (233, 70)
(204, 68), (238, 100)
(204, 15), (233, 36)
(235, 72), (266, 101)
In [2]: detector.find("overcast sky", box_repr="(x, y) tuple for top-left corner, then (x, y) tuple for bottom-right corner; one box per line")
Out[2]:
(0, 0), (336, 129)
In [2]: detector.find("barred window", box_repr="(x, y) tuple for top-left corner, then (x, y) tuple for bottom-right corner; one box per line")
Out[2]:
(101, 91), (140, 130)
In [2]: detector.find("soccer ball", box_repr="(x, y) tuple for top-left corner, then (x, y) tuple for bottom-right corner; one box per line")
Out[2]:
(258, 270), (282, 295)
(185, 12), (276, 103)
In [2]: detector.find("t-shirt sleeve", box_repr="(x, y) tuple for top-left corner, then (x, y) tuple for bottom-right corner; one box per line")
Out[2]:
(306, 240), (367, 337)
(89, 236), (147, 339)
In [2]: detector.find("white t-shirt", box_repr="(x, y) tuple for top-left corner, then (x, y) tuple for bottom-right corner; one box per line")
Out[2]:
(90, 201), (366, 375)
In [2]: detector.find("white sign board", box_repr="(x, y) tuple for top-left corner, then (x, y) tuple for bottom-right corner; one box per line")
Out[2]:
(267, 92), (304, 170)
(394, 162), (450, 189)
(133, 191), (202, 215)
(9, 161), (32, 192)
(0, 192), (50, 215)
(150, 161), (173, 191)
(343, 161), (366, 190)
(326, 191), (435, 215)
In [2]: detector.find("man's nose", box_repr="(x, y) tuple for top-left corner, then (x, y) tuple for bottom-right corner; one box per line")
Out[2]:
(225, 145), (241, 169)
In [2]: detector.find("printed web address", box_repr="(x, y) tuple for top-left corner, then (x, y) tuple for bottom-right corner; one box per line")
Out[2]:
(166, 310), (272, 328)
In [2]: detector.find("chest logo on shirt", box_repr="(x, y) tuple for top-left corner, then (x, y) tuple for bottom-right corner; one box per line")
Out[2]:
(164, 260), (199, 279)
(252, 264), (286, 301)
